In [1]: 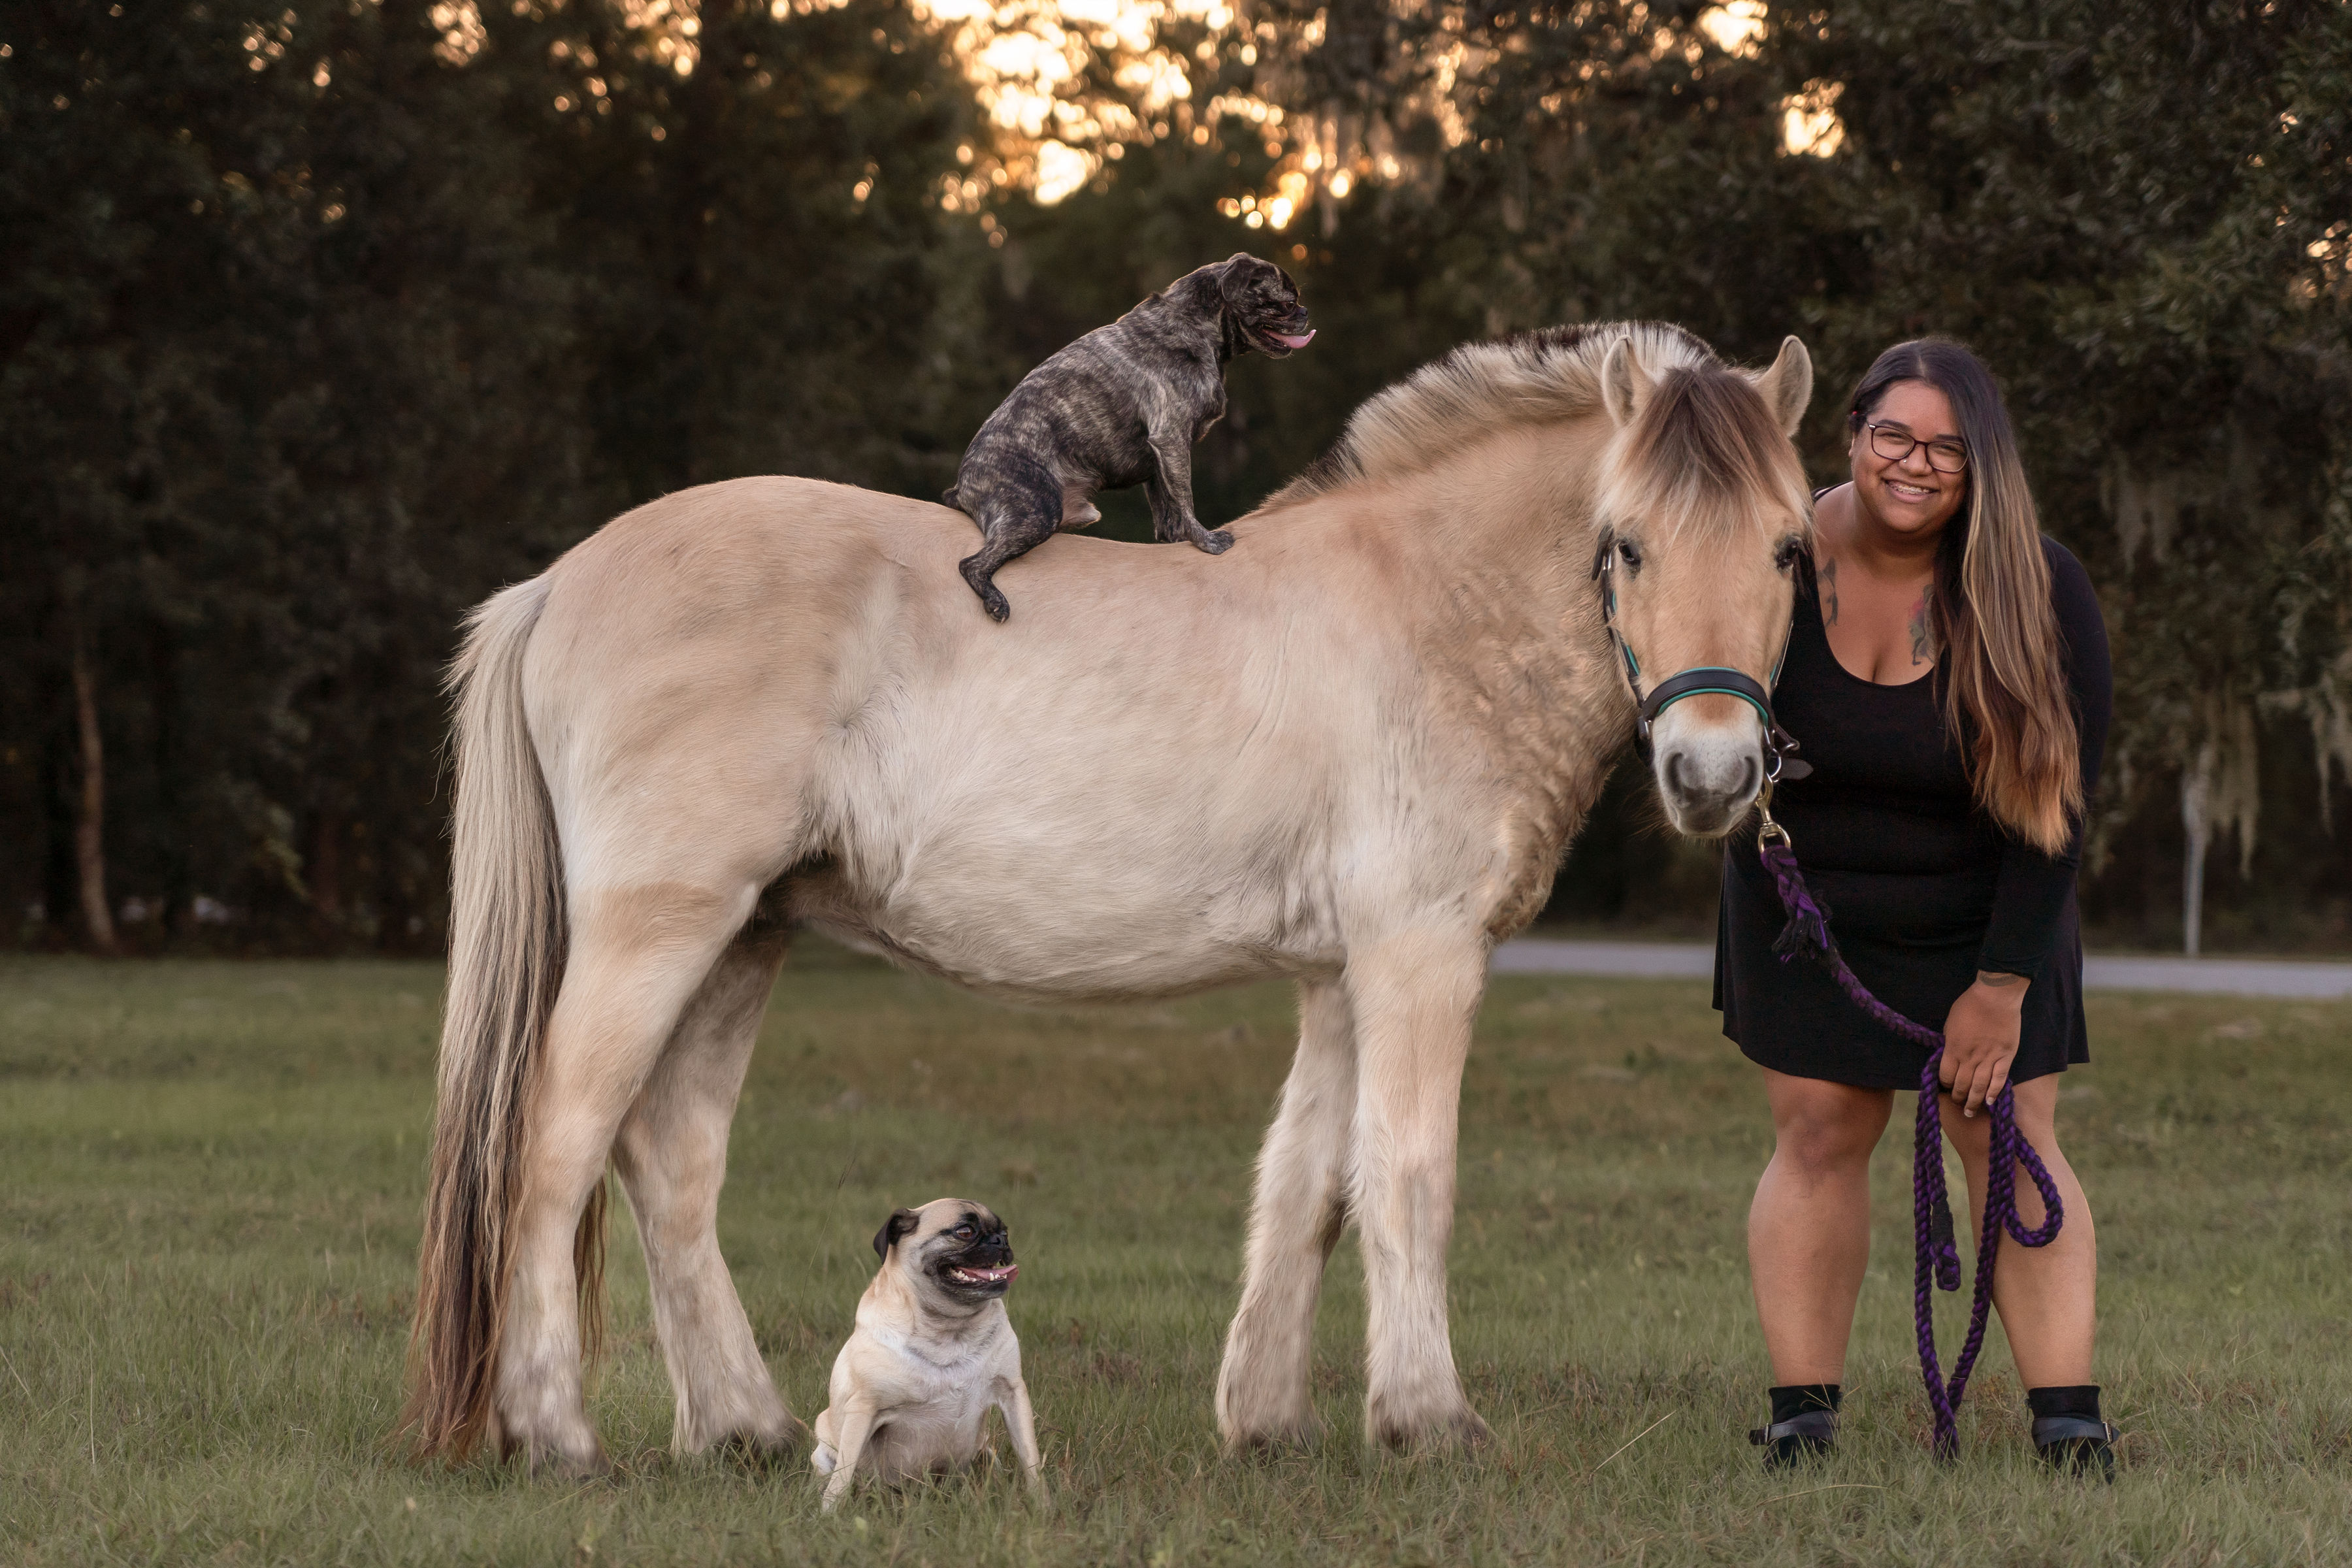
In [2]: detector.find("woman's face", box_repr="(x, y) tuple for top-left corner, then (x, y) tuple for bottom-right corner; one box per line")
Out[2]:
(1849, 378), (1967, 540)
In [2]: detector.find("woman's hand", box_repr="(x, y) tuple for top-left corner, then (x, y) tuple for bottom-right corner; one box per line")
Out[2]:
(1939, 972), (2029, 1116)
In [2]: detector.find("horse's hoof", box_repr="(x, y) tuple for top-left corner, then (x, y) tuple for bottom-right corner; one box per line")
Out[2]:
(529, 1441), (613, 1481)
(1196, 529), (1234, 555)
(714, 1427), (806, 1472)
(1218, 1413), (1319, 1458)
(1223, 1429), (1316, 1461)
(1367, 1405), (1492, 1454)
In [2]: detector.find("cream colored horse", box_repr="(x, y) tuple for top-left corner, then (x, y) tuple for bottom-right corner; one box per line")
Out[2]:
(401, 321), (1816, 1475)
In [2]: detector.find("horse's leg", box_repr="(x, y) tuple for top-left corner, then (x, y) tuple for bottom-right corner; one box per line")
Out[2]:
(494, 881), (754, 1477)
(1215, 977), (1357, 1448)
(1346, 928), (1492, 1450)
(611, 919), (800, 1460)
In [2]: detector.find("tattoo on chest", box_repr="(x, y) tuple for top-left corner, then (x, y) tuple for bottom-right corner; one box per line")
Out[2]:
(1908, 595), (1936, 665)
(1821, 557), (1840, 626)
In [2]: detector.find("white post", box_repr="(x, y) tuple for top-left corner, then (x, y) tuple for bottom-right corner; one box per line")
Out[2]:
(2180, 745), (2212, 959)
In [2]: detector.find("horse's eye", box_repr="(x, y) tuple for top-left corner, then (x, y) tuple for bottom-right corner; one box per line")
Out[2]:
(1774, 537), (1803, 571)
(1616, 539), (1642, 572)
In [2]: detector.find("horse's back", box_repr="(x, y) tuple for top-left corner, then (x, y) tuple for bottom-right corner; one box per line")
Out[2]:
(517, 476), (1367, 988)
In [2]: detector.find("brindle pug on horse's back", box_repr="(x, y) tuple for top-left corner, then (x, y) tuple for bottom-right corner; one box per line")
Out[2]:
(943, 252), (1313, 621)
(400, 322), (1816, 1477)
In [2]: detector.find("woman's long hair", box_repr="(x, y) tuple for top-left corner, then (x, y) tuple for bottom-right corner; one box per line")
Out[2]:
(1849, 339), (2081, 852)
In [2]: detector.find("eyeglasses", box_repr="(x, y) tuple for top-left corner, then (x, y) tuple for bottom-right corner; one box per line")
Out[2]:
(1865, 419), (1968, 474)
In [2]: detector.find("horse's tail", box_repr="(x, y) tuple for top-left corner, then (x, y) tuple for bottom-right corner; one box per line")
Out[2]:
(400, 572), (582, 1462)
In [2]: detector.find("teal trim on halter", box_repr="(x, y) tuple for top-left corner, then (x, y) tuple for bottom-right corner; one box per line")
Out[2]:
(1648, 669), (1776, 728)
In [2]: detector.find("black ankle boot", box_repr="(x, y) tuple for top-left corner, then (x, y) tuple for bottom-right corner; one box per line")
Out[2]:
(2028, 1385), (2115, 1482)
(1749, 1384), (1840, 1470)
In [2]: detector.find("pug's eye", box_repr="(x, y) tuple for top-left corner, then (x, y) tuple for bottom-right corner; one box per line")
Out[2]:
(954, 1224), (975, 1240)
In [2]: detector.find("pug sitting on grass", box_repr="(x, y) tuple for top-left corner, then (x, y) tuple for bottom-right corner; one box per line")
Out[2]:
(811, 1199), (1044, 1511)
(942, 252), (1315, 621)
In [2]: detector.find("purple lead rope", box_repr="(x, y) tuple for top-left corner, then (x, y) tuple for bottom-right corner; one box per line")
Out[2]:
(1756, 809), (2065, 1460)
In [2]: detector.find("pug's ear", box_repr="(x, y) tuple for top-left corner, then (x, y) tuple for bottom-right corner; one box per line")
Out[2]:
(873, 1207), (921, 1262)
(1216, 252), (1264, 312)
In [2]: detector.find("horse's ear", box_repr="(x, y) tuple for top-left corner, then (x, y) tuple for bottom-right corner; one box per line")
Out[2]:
(1750, 335), (1814, 436)
(1601, 338), (1654, 429)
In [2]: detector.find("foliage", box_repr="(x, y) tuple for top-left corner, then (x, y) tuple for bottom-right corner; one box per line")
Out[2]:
(1776, 0), (2352, 923)
(0, 0), (992, 948)
(2, 0), (2349, 951)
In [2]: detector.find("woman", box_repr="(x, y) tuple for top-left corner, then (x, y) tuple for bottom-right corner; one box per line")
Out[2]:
(1713, 339), (2115, 1475)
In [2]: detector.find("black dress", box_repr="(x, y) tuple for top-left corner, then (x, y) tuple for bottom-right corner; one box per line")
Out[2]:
(1714, 534), (2113, 1089)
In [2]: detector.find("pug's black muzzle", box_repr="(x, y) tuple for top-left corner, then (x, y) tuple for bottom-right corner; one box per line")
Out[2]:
(937, 1235), (1018, 1295)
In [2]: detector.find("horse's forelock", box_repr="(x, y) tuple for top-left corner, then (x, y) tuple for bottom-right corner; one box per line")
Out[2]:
(1604, 363), (1812, 544)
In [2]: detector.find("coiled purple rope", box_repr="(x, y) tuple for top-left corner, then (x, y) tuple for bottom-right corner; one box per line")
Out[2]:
(1757, 832), (2065, 1460)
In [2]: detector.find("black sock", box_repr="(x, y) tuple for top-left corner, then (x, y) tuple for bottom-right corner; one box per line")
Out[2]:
(1769, 1384), (1842, 1425)
(2027, 1385), (2101, 1423)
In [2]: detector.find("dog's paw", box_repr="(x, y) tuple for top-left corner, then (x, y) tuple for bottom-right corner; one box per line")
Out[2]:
(960, 560), (1013, 621)
(1195, 528), (1234, 555)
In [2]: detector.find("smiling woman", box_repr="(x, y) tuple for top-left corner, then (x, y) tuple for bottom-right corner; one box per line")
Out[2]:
(1715, 337), (2118, 1479)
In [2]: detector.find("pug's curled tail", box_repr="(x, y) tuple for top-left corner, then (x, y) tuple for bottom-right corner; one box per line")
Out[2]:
(399, 573), (603, 1462)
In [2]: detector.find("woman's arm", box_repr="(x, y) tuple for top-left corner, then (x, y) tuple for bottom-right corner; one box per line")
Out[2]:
(1941, 540), (2112, 1114)
(1978, 540), (2114, 979)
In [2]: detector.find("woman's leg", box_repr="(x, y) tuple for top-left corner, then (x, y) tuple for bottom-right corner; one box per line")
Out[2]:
(1941, 1075), (2097, 1386)
(1748, 1069), (1895, 1381)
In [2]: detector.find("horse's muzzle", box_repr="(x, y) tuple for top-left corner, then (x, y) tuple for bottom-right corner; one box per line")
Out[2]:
(1654, 730), (1763, 837)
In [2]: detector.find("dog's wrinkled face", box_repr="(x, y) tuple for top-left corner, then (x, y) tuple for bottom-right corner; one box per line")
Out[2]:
(1217, 252), (1315, 357)
(874, 1198), (1018, 1306)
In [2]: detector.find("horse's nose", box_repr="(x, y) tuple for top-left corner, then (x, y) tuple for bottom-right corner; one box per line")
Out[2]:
(1656, 739), (1761, 836)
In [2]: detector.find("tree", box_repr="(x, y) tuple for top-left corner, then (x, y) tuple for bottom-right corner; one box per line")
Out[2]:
(1775, 0), (2352, 950)
(0, 0), (588, 947)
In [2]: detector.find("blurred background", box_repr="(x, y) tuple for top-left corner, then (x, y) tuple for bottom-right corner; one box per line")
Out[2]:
(3, 0), (2347, 958)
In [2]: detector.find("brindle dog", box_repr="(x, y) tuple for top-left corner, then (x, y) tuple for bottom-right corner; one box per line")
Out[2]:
(943, 252), (1314, 621)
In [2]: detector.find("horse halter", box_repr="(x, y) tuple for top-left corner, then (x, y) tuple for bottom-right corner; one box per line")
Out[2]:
(1592, 530), (1811, 783)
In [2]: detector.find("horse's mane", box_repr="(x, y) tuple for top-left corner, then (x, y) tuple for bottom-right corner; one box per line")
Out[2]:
(1263, 321), (1778, 521)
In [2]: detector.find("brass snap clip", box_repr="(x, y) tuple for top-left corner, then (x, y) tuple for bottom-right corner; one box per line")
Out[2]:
(1756, 785), (1792, 854)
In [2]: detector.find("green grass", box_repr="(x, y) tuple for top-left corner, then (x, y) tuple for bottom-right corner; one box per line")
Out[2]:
(3, 945), (2349, 1565)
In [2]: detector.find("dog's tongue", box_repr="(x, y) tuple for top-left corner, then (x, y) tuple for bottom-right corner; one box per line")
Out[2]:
(1273, 329), (1316, 350)
(955, 1264), (1018, 1285)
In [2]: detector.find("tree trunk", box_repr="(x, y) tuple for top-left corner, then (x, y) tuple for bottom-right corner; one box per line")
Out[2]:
(70, 629), (118, 955)
(2181, 747), (2211, 958)
(310, 811), (344, 926)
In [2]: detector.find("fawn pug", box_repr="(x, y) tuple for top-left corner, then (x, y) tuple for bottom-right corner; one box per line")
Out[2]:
(811, 1199), (1044, 1511)
(943, 252), (1313, 621)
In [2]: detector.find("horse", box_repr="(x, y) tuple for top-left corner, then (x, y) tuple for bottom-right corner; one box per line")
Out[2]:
(399, 321), (1817, 1476)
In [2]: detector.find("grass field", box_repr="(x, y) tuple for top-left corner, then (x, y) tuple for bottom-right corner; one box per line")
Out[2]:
(4, 945), (2350, 1566)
